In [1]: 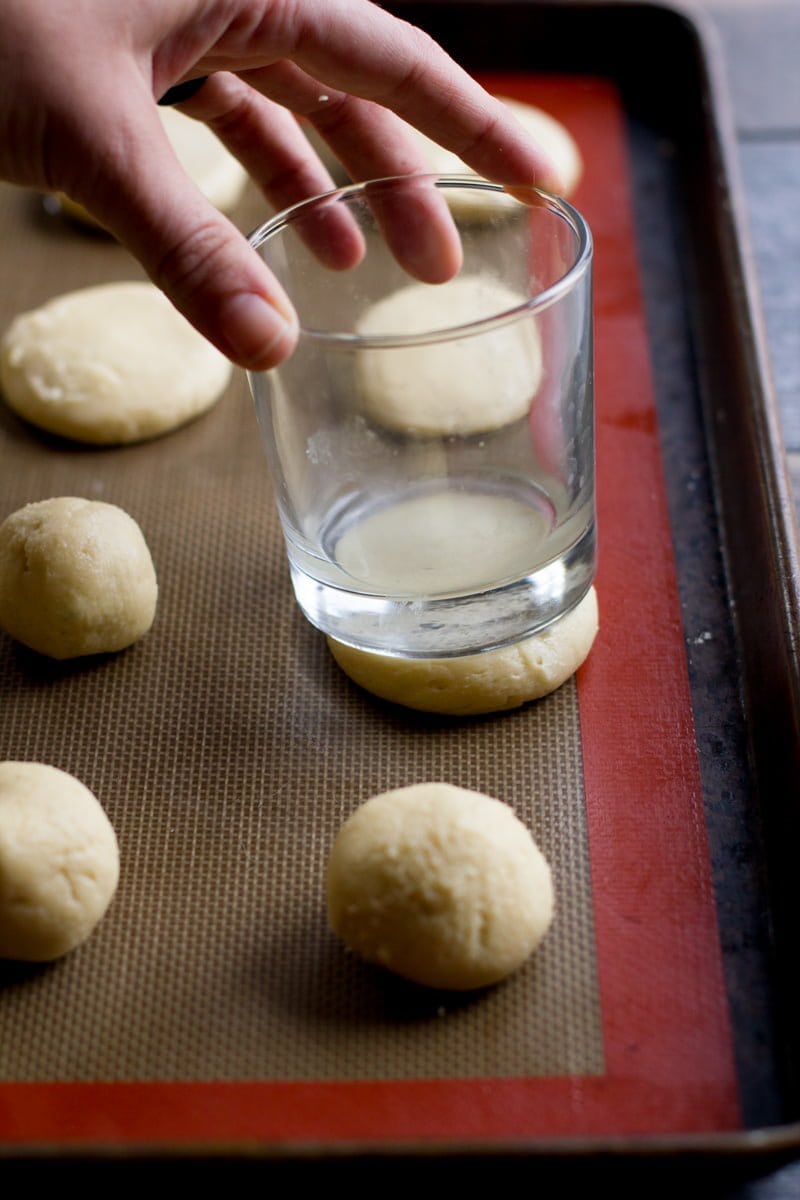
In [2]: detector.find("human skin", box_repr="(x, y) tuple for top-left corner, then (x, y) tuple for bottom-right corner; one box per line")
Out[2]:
(0, 0), (561, 370)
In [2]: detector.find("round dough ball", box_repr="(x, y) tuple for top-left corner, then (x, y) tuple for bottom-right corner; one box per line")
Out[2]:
(55, 107), (249, 228)
(0, 497), (158, 659)
(328, 586), (598, 715)
(0, 762), (119, 961)
(326, 782), (554, 990)
(355, 275), (542, 436)
(0, 281), (232, 444)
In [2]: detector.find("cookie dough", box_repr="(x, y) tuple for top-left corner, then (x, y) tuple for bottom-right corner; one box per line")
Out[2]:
(0, 497), (158, 659)
(0, 281), (232, 444)
(328, 586), (598, 715)
(326, 782), (554, 990)
(355, 275), (542, 436)
(55, 107), (249, 228)
(0, 762), (119, 961)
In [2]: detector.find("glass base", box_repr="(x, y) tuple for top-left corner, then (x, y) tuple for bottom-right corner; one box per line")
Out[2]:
(289, 521), (596, 659)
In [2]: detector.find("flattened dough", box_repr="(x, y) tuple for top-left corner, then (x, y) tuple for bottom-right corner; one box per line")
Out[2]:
(0, 497), (158, 659)
(355, 275), (542, 436)
(328, 586), (598, 715)
(56, 107), (249, 227)
(326, 782), (554, 990)
(0, 281), (232, 444)
(0, 762), (119, 961)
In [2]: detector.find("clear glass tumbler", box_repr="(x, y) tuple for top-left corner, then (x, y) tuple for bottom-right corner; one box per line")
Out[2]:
(247, 174), (594, 658)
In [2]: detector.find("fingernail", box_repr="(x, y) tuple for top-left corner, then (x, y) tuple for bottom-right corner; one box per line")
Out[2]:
(221, 292), (298, 368)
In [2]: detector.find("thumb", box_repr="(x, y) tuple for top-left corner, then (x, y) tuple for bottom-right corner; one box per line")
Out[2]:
(71, 100), (298, 371)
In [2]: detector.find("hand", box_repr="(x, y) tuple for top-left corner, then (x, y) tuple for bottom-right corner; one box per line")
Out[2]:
(0, 0), (562, 369)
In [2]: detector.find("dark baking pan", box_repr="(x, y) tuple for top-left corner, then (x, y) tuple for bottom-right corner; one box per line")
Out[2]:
(1, 0), (799, 1185)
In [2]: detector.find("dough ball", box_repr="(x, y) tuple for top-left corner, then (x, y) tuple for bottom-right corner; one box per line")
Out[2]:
(328, 586), (598, 715)
(0, 762), (119, 961)
(502, 97), (583, 196)
(355, 275), (542, 436)
(0, 497), (158, 659)
(55, 107), (249, 228)
(0, 281), (232, 444)
(326, 782), (554, 990)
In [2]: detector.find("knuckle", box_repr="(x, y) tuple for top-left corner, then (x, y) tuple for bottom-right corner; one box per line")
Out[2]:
(204, 91), (258, 142)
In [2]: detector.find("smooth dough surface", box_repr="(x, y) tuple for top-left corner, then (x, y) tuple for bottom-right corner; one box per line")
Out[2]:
(0, 281), (232, 444)
(326, 782), (554, 990)
(0, 762), (119, 961)
(328, 586), (598, 715)
(56, 107), (249, 227)
(0, 497), (158, 659)
(355, 275), (542, 436)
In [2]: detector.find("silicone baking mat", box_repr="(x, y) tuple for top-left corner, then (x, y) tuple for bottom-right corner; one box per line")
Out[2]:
(0, 73), (740, 1146)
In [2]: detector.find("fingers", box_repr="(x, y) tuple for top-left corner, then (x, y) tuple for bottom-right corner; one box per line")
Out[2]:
(226, 0), (563, 191)
(362, 175), (463, 285)
(166, 1), (562, 191)
(71, 91), (299, 370)
(181, 68), (462, 287)
(176, 72), (338, 214)
(177, 72), (366, 271)
(144, 1), (563, 343)
(225, 60), (437, 183)
(8, 0), (564, 372)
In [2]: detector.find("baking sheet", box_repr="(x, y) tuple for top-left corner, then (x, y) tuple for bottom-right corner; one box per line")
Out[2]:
(1, 0), (800, 1175)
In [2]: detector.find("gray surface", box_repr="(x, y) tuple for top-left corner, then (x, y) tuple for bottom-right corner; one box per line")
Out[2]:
(699, 0), (800, 134)
(740, 140), (800, 447)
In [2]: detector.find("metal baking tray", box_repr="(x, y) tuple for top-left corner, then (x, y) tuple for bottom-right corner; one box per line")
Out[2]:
(2, 0), (800, 1184)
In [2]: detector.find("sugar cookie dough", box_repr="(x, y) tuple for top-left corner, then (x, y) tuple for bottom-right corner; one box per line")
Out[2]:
(0, 497), (158, 659)
(326, 782), (554, 990)
(0, 281), (232, 444)
(355, 275), (542, 436)
(328, 586), (598, 715)
(0, 762), (119, 961)
(55, 107), (249, 228)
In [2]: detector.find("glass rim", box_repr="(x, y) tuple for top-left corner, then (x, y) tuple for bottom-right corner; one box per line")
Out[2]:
(247, 173), (593, 348)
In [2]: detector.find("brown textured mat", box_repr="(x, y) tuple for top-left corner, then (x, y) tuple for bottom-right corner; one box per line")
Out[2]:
(0, 180), (602, 1083)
